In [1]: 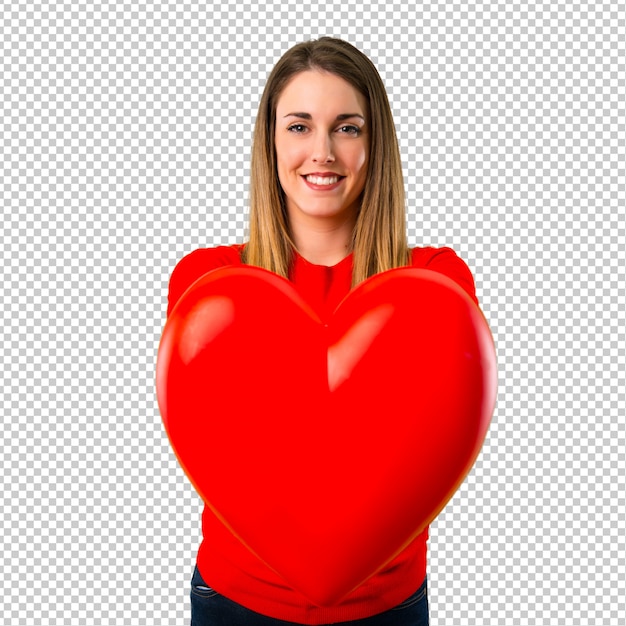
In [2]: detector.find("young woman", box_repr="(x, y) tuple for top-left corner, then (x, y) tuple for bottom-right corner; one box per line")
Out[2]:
(167, 37), (479, 626)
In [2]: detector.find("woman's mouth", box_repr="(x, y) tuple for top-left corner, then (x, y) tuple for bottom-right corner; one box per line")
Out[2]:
(303, 174), (345, 190)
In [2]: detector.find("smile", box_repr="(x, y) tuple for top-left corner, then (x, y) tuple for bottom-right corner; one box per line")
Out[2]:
(302, 174), (345, 190)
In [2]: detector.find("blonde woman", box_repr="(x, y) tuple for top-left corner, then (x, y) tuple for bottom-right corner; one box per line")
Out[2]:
(168, 37), (479, 626)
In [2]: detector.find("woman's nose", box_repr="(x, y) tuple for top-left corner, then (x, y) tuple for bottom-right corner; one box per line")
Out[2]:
(311, 134), (335, 163)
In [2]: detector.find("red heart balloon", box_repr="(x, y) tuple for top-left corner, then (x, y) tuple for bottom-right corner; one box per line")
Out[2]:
(156, 266), (497, 607)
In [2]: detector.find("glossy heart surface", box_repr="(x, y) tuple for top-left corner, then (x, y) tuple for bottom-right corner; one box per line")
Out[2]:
(156, 266), (497, 606)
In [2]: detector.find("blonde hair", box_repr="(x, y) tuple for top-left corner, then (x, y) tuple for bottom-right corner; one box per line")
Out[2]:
(242, 37), (409, 286)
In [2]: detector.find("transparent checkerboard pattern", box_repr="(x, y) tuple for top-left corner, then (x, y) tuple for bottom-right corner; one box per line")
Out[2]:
(1, 0), (624, 624)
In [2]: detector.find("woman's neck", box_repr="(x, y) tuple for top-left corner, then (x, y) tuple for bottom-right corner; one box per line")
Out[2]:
(289, 213), (355, 267)
(291, 227), (353, 266)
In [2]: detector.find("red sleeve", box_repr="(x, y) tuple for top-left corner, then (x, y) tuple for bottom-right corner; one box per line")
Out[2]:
(167, 245), (244, 316)
(411, 247), (479, 305)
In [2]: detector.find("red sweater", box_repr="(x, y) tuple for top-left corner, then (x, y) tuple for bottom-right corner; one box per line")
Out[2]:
(167, 244), (478, 624)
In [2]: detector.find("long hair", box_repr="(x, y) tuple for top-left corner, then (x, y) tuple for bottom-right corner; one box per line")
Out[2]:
(242, 37), (409, 286)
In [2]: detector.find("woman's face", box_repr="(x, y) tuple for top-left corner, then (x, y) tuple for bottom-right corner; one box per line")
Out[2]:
(274, 70), (369, 229)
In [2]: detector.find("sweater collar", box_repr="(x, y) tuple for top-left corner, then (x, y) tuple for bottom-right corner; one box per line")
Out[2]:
(291, 247), (354, 272)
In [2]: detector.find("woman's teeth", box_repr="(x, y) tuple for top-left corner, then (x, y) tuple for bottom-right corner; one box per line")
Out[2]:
(306, 175), (339, 185)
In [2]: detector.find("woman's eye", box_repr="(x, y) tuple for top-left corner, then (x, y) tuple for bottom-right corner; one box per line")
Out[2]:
(286, 124), (361, 136)
(338, 125), (361, 136)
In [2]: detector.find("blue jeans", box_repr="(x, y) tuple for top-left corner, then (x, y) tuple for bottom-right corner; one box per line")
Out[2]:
(190, 565), (429, 626)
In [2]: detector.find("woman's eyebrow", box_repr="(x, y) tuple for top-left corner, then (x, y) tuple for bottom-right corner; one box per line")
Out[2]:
(283, 112), (366, 122)
(336, 113), (365, 122)
(283, 112), (312, 119)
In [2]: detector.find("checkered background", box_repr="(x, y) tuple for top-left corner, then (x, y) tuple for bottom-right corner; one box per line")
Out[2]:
(1, 1), (624, 624)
